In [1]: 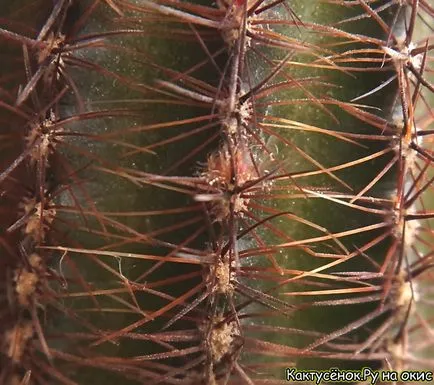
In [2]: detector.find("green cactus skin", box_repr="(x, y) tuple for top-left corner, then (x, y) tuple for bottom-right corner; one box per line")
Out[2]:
(0, 1), (433, 385)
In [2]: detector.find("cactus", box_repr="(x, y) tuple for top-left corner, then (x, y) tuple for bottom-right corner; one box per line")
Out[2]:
(1, 0), (433, 384)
